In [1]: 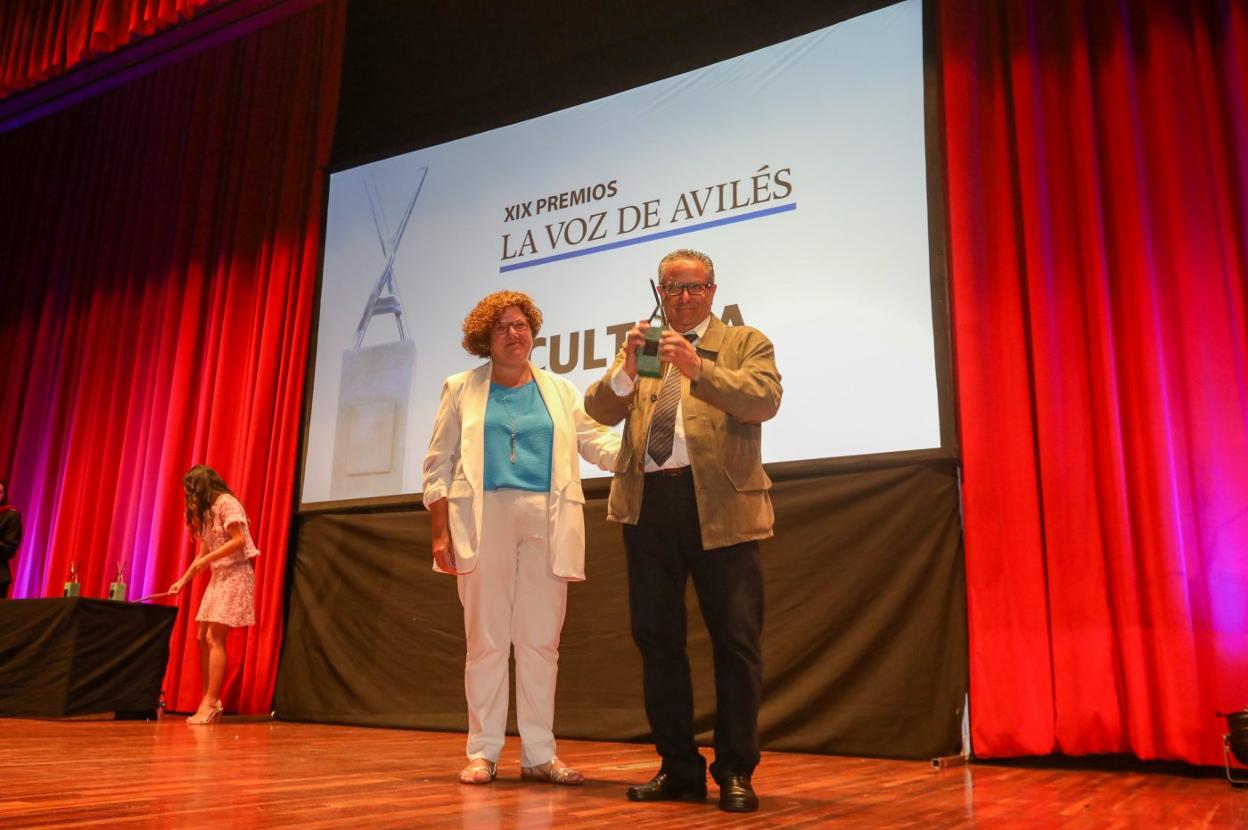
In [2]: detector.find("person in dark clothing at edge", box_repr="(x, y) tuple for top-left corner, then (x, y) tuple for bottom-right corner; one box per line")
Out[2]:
(0, 478), (23, 598)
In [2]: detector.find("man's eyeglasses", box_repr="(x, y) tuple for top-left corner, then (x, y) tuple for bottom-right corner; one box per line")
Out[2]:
(659, 282), (713, 297)
(493, 320), (531, 335)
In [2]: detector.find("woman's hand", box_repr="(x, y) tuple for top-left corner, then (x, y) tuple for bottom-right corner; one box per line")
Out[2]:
(432, 531), (459, 575)
(426, 497), (459, 575)
(169, 549), (210, 594)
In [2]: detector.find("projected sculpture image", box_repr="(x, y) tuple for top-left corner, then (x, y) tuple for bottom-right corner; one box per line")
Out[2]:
(330, 168), (428, 500)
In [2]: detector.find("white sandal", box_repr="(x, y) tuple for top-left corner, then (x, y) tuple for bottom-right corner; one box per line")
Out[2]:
(521, 757), (584, 785)
(185, 701), (223, 725)
(459, 758), (497, 785)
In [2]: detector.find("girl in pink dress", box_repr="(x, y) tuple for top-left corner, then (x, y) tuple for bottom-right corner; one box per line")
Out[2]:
(170, 465), (260, 725)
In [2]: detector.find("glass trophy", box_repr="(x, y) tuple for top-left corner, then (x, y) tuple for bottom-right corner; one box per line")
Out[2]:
(637, 280), (667, 379)
(109, 560), (127, 601)
(63, 561), (80, 597)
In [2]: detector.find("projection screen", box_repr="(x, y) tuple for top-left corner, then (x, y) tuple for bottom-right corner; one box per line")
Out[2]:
(302, 0), (936, 505)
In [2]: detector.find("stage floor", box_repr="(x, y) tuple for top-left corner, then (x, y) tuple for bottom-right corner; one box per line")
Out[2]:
(0, 717), (1242, 828)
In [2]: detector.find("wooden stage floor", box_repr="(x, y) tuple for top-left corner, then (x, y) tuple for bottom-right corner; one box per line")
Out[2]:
(1, 717), (1243, 829)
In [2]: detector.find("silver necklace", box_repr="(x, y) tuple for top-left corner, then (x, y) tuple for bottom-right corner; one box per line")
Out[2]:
(496, 388), (520, 464)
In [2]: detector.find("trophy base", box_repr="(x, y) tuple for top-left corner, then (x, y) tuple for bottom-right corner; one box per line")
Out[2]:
(637, 324), (666, 378)
(637, 359), (663, 379)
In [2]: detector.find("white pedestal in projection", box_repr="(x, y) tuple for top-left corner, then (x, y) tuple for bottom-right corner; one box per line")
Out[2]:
(330, 339), (416, 500)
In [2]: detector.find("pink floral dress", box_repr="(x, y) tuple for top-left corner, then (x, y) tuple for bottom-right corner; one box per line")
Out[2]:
(195, 493), (260, 628)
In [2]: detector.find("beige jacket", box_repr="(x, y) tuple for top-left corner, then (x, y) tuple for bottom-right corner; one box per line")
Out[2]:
(422, 362), (620, 580)
(584, 314), (782, 550)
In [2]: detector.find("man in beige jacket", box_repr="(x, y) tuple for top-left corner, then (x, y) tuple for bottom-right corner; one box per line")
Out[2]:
(584, 248), (782, 813)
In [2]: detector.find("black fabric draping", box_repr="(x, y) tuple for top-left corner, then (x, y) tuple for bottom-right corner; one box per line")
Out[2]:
(276, 461), (966, 760)
(0, 598), (176, 716)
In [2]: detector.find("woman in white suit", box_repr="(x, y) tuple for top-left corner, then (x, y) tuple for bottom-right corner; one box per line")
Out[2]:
(423, 290), (620, 786)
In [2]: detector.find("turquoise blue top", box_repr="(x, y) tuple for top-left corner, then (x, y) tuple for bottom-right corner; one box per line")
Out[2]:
(483, 379), (553, 492)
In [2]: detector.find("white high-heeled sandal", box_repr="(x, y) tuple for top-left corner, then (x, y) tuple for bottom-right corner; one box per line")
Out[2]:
(186, 701), (223, 725)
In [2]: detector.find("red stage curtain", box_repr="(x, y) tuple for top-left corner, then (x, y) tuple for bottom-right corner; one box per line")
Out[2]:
(0, 0), (343, 715)
(0, 0), (229, 99)
(942, 0), (1248, 765)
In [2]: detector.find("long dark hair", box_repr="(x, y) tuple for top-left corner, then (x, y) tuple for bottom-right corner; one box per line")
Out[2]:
(183, 465), (234, 530)
(0, 477), (8, 506)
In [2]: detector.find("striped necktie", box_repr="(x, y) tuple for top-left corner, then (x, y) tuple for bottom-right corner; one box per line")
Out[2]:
(646, 332), (697, 465)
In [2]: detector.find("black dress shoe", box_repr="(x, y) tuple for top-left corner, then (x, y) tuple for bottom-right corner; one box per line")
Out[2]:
(718, 775), (759, 812)
(626, 772), (707, 802)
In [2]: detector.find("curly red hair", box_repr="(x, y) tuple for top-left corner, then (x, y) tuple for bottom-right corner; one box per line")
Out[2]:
(461, 290), (543, 358)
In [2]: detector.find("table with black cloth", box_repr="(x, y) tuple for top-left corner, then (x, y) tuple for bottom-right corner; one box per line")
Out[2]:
(0, 598), (176, 717)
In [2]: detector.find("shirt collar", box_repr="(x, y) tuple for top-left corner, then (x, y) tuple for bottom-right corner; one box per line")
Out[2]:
(683, 315), (712, 341)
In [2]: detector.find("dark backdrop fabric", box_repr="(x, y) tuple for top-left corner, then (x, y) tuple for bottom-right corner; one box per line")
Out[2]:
(0, 598), (176, 716)
(0, 1), (345, 715)
(276, 461), (966, 760)
(331, 0), (904, 170)
(941, 0), (1248, 765)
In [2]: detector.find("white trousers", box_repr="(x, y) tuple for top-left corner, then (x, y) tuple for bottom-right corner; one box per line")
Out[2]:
(458, 488), (568, 768)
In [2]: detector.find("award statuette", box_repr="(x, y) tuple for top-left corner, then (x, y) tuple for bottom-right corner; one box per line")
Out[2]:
(63, 561), (80, 597)
(329, 167), (427, 501)
(636, 279), (666, 379)
(109, 560), (127, 601)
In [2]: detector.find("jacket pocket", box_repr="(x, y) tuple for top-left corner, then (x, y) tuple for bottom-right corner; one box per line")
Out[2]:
(561, 480), (586, 504)
(718, 422), (770, 492)
(447, 478), (477, 550)
(722, 462), (772, 492)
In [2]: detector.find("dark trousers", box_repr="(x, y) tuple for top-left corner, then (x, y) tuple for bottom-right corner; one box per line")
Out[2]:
(622, 468), (763, 785)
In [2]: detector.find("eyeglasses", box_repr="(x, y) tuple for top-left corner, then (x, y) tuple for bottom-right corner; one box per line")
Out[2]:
(659, 282), (713, 297)
(493, 320), (531, 335)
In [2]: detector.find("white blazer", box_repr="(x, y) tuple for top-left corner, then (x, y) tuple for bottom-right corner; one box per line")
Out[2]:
(422, 362), (620, 581)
